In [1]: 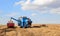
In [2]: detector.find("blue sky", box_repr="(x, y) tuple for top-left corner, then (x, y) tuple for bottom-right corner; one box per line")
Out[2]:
(0, 0), (60, 25)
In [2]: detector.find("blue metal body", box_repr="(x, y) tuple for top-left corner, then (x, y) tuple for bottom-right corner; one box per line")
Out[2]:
(11, 17), (32, 28)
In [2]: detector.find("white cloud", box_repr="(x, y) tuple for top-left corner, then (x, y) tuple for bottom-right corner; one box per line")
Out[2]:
(31, 13), (37, 16)
(15, 0), (60, 14)
(50, 7), (60, 14)
(32, 0), (53, 5)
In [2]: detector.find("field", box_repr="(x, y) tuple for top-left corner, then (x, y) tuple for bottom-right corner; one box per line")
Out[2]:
(0, 24), (60, 36)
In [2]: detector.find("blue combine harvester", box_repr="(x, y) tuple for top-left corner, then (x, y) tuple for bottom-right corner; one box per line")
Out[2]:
(11, 16), (32, 28)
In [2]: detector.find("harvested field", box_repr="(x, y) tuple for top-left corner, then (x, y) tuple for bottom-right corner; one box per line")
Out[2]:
(0, 24), (60, 36)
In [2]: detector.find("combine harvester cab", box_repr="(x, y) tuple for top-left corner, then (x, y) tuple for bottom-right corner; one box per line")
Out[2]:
(11, 16), (32, 28)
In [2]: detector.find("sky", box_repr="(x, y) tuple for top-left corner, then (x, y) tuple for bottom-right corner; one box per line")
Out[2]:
(0, 0), (60, 25)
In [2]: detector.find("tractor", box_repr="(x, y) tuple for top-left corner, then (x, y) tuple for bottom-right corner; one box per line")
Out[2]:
(11, 16), (32, 28)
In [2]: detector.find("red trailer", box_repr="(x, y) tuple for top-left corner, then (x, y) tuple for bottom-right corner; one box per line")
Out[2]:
(7, 20), (15, 28)
(7, 23), (14, 28)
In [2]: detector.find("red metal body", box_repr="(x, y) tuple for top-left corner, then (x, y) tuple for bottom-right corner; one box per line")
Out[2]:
(7, 23), (14, 28)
